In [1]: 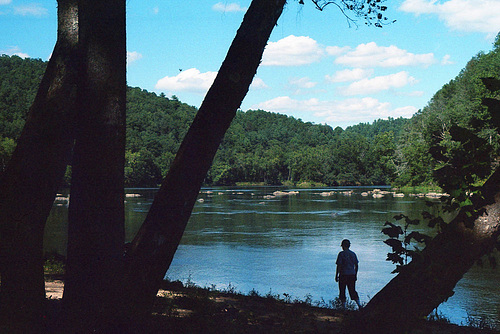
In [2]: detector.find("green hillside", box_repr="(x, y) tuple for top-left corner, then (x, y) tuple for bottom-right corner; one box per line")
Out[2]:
(394, 35), (500, 187)
(4, 39), (500, 189)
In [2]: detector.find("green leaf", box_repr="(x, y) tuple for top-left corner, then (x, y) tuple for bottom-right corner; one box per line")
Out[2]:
(386, 253), (404, 265)
(384, 239), (405, 253)
(405, 231), (432, 245)
(406, 217), (420, 226)
(393, 214), (406, 221)
(382, 222), (403, 238)
(428, 216), (444, 229)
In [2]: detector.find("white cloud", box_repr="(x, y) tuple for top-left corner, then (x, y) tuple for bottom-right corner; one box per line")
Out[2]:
(335, 42), (436, 68)
(155, 68), (266, 94)
(339, 71), (418, 96)
(400, 0), (500, 35)
(212, 2), (247, 12)
(316, 99), (418, 124)
(155, 68), (217, 94)
(0, 0), (12, 5)
(326, 68), (374, 83)
(262, 35), (325, 66)
(326, 45), (351, 56)
(127, 51), (143, 66)
(252, 96), (417, 126)
(441, 54), (454, 65)
(1, 46), (29, 58)
(289, 77), (317, 89)
(152, 6), (159, 15)
(253, 96), (326, 114)
(14, 4), (48, 16)
(250, 77), (268, 90)
(395, 90), (425, 97)
(287, 77), (319, 95)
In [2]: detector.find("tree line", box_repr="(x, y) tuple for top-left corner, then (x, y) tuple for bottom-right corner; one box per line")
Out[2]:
(2, 33), (500, 191)
(1, 54), (408, 187)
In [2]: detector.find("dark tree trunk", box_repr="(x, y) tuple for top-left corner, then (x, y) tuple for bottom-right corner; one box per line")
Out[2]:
(123, 0), (287, 322)
(62, 0), (126, 331)
(359, 171), (500, 333)
(0, 0), (79, 331)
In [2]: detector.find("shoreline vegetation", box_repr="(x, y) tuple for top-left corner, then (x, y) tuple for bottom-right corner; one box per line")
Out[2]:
(1, 47), (499, 191)
(42, 274), (498, 333)
(3, 35), (500, 191)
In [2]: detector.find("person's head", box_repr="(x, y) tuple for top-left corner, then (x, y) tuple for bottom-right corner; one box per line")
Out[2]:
(341, 239), (350, 250)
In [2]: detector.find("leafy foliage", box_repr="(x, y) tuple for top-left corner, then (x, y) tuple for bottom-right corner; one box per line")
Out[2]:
(0, 55), (46, 171)
(126, 88), (196, 186)
(311, 0), (395, 28)
(382, 214), (427, 273)
(208, 113), (406, 186)
(393, 34), (500, 188)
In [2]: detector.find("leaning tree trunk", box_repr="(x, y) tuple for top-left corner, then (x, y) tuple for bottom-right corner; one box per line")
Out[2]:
(358, 170), (500, 333)
(0, 1), (79, 331)
(62, 0), (126, 331)
(123, 0), (287, 322)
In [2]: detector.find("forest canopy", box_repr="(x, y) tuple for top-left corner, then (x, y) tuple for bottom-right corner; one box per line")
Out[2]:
(1, 34), (500, 189)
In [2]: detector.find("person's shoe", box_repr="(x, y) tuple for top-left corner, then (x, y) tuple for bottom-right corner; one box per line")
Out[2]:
(355, 299), (362, 309)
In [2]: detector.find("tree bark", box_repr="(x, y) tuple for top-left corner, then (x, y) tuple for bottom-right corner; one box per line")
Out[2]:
(62, 0), (126, 331)
(0, 0), (79, 331)
(359, 170), (500, 332)
(123, 0), (287, 322)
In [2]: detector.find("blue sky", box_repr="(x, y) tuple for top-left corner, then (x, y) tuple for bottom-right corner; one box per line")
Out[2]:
(1, 0), (500, 128)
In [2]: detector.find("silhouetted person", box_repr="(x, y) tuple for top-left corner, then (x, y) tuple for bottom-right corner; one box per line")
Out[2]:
(335, 239), (362, 309)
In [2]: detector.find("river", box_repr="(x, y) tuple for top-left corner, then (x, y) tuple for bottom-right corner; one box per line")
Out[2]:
(44, 186), (500, 328)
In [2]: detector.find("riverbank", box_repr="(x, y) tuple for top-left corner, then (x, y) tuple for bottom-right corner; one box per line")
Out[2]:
(43, 278), (498, 333)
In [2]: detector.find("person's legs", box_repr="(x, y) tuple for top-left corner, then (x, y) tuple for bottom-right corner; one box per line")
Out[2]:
(338, 277), (347, 308)
(346, 276), (362, 309)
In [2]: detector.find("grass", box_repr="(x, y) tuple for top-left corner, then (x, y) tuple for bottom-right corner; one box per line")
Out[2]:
(43, 252), (65, 277)
(151, 280), (499, 334)
(396, 185), (443, 194)
(150, 279), (347, 333)
(294, 181), (328, 188)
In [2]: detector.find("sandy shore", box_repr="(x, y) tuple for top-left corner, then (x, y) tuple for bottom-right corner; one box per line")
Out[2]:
(45, 280), (64, 299)
(45, 280), (168, 300)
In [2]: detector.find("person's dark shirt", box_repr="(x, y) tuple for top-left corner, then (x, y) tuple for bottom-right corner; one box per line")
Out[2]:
(336, 249), (358, 276)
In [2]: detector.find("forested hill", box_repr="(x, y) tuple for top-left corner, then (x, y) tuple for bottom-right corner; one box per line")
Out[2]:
(3, 35), (500, 188)
(209, 111), (407, 186)
(393, 35), (500, 187)
(0, 54), (410, 187)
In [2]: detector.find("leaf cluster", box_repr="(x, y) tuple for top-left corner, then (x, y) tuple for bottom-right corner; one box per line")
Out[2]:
(311, 0), (395, 28)
(382, 214), (431, 273)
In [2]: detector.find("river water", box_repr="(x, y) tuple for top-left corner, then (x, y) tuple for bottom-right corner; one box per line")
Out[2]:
(44, 186), (500, 328)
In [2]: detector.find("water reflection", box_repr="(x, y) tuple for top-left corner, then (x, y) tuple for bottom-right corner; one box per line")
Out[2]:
(44, 186), (500, 328)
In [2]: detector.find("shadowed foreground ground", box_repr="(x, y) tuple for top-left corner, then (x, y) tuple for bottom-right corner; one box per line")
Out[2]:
(44, 278), (499, 333)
